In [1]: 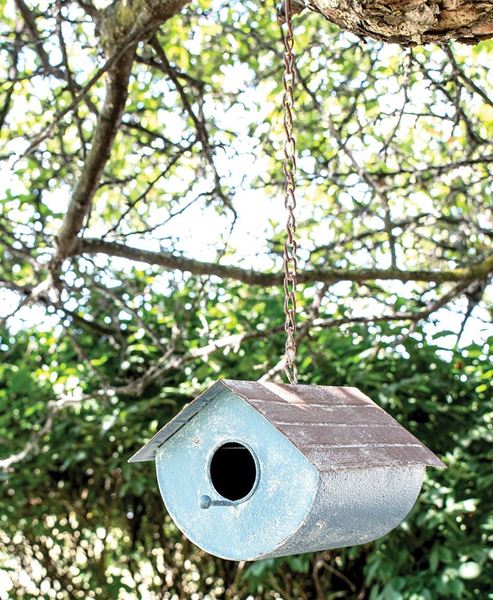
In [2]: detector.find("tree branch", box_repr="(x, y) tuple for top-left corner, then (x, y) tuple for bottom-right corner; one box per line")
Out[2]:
(77, 238), (493, 286)
(50, 51), (135, 274)
(50, 0), (192, 275)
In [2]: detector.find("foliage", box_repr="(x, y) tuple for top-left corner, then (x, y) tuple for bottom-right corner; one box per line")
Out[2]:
(1, 0), (492, 597)
(1, 314), (492, 598)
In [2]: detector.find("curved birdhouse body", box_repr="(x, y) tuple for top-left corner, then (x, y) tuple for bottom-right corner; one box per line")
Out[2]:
(155, 391), (319, 560)
(129, 380), (444, 560)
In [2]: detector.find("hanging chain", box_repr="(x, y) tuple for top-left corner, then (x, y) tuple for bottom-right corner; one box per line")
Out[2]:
(281, 0), (298, 384)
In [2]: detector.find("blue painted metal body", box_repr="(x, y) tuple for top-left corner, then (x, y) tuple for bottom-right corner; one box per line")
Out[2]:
(154, 389), (425, 560)
(129, 379), (444, 560)
(156, 390), (319, 560)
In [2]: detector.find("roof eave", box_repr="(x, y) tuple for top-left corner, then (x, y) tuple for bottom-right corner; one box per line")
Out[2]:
(127, 379), (229, 463)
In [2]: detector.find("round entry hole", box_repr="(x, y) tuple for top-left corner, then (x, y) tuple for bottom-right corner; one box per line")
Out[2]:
(209, 442), (257, 501)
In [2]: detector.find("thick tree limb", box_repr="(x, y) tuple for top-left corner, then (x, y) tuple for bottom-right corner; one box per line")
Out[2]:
(302, 0), (493, 46)
(50, 0), (191, 275)
(50, 51), (135, 274)
(78, 238), (493, 286)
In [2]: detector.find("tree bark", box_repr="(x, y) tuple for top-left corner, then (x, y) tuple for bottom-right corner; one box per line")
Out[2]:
(78, 238), (493, 287)
(305, 0), (493, 45)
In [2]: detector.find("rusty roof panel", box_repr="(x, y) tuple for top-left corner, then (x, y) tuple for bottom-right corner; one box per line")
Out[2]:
(129, 379), (445, 469)
(247, 402), (399, 426)
(276, 423), (423, 447)
(221, 380), (445, 470)
(223, 380), (373, 407)
(307, 444), (445, 470)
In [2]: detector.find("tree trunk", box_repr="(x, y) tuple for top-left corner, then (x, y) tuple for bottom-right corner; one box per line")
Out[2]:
(306, 0), (493, 45)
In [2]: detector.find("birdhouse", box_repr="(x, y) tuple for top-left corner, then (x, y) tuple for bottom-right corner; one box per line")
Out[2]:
(129, 379), (444, 561)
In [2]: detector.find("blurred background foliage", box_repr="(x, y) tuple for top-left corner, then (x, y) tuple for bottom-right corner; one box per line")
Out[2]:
(1, 0), (493, 597)
(1, 316), (492, 598)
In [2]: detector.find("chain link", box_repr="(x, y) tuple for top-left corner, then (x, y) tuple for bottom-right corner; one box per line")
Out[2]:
(281, 0), (298, 384)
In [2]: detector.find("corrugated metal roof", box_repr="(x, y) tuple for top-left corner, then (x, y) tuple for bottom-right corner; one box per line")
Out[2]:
(129, 379), (445, 470)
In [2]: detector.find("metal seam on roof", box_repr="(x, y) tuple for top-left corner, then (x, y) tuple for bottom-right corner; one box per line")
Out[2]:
(273, 421), (401, 427)
(248, 401), (378, 408)
(302, 443), (423, 449)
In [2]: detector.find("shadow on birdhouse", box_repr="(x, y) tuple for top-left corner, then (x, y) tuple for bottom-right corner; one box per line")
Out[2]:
(129, 379), (444, 561)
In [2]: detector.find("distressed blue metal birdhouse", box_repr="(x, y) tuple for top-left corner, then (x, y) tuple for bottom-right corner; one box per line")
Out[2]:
(129, 380), (444, 561)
